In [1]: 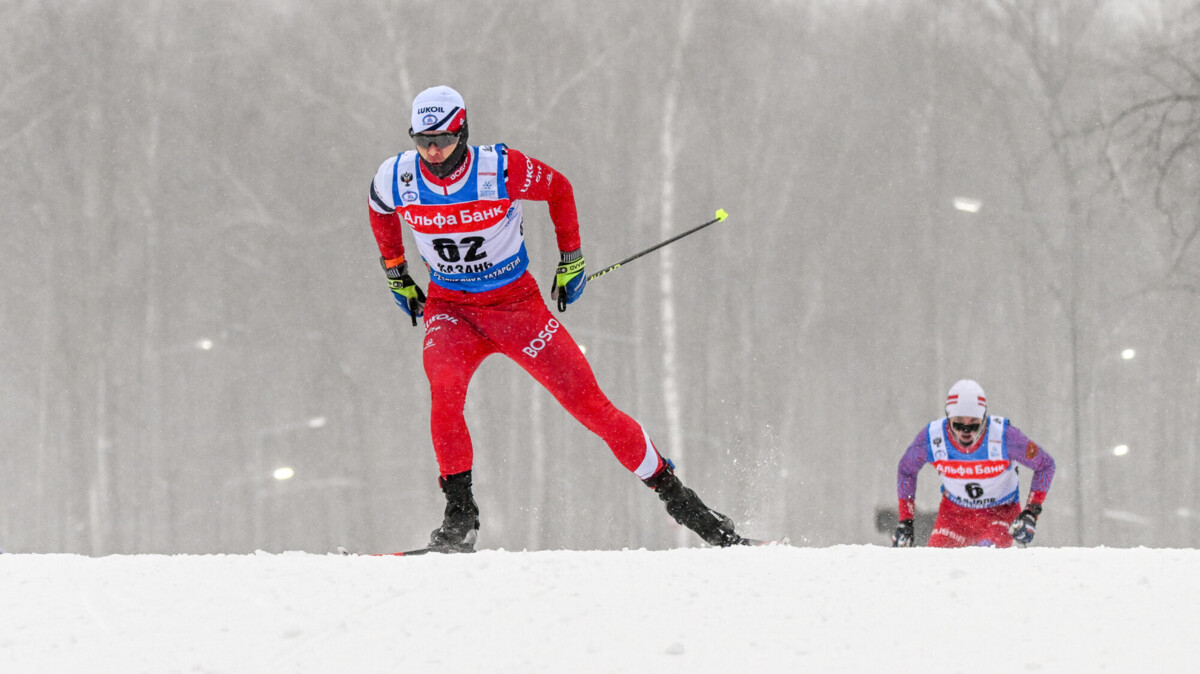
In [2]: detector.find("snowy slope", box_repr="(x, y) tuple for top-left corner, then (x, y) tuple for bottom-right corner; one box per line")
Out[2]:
(2, 546), (1195, 673)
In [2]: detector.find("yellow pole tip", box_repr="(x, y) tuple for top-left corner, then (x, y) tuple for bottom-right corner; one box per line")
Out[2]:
(715, 209), (729, 221)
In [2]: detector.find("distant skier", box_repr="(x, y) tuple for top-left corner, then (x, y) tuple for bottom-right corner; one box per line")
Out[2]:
(366, 85), (749, 551)
(892, 380), (1056, 547)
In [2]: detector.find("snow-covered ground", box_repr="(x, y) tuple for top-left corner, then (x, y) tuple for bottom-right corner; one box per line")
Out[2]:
(2, 545), (1195, 673)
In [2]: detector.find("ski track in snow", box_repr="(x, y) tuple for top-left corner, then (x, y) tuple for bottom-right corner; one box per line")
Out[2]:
(1, 545), (1196, 673)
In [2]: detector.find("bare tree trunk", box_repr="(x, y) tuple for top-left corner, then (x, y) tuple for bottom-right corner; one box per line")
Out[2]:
(656, 0), (695, 547)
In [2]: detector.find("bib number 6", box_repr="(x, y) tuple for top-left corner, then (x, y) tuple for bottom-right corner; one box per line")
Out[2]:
(965, 482), (984, 499)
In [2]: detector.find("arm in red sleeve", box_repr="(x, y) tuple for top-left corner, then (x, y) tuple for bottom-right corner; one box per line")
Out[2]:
(369, 205), (406, 265)
(504, 148), (581, 252)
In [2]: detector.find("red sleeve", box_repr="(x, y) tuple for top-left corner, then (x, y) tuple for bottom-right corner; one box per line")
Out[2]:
(504, 148), (581, 252)
(369, 206), (406, 265)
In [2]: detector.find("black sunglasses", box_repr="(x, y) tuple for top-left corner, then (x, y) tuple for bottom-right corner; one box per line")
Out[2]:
(411, 132), (460, 150)
(951, 421), (982, 434)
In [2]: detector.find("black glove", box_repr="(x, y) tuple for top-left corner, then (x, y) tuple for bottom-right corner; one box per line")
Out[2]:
(1008, 503), (1042, 546)
(892, 518), (915, 547)
(383, 259), (426, 327)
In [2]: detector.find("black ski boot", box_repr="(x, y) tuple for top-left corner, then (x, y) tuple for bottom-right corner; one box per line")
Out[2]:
(644, 462), (743, 547)
(428, 470), (480, 552)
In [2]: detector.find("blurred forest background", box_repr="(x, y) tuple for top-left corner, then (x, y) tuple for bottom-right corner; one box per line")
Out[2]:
(2, 0), (1198, 554)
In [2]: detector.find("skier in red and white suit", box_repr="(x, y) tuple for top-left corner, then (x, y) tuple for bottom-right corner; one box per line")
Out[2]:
(892, 380), (1056, 548)
(367, 86), (748, 551)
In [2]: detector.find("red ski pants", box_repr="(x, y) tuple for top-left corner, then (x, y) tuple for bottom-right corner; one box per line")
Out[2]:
(927, 498), (1022, 548)
(420, 276), (661, 480)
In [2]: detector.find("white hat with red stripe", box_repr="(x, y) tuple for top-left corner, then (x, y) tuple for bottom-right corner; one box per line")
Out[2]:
(945, 379), (987, 419)
(410, 85), (467, 134)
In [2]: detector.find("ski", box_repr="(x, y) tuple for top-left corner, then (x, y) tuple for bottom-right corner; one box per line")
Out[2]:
(336, 539), (784, 555)
(336, 545), (475, 557)
(737, 537), (788, 547)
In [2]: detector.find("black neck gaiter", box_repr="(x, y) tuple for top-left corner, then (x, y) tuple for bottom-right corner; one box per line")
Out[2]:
(423, 126), (470, 179)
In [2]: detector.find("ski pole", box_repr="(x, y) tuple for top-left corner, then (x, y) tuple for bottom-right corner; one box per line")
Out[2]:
(587, 209), (729, 281)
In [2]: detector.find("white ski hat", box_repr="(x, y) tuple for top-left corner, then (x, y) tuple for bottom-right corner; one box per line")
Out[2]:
(945, 379), (987, 419)
(410, 86), (467, 134)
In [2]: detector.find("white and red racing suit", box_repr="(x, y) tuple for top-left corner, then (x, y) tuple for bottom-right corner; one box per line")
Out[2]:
(368, 144), (663, 480)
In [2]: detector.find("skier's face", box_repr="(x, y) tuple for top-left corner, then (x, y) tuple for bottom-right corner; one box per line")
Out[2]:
(949, 416), (983, 447)
(414, 132), (460, 165)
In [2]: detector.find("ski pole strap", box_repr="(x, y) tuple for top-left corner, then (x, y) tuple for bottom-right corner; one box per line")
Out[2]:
(588, 209), (728, 281)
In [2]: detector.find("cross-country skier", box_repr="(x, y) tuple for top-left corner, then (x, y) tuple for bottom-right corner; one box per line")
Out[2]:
(366, 85), (748, 551)
(892, 379), (1056, 547)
